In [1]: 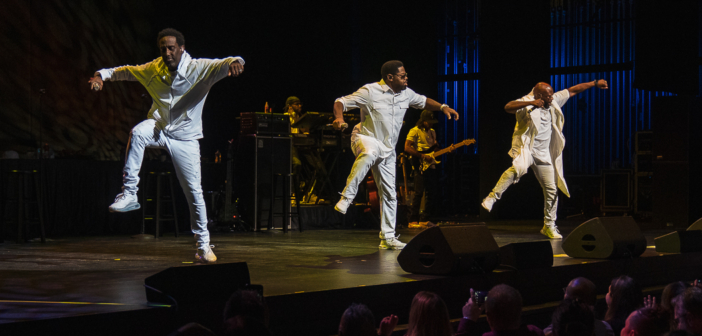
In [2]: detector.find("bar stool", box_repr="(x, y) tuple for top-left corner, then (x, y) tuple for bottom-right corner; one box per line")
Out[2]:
(135, 171), (179, 238)
(266, 173), (303, 233)
(2, 170), (46, 243)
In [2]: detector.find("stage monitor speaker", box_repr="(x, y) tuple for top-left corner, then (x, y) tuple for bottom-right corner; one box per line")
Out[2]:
(145, 262), (251, 305)
(688, 218), (702, 231)
(562, 217), (646, 259)
(499, 241), (553, 270)
(654, 230), (702, 254)
(397, 224), (499, 275)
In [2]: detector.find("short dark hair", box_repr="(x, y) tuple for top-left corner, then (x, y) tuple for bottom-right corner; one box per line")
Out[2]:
(339, 303), (376, 336)
(682, 286), (702, 316)
(628, 307), (669, 336)
(157, 28), (185, 48)
(552, 299), (595, 336)
(223, 316), (272, 336)
(223, 289), (267, 326)
(565, 277), (597, 307)
(381, 60), (404, 81)
(486, 284), (523, 331)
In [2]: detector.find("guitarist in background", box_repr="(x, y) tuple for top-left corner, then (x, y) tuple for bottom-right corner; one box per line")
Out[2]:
(404, 110), (449, 226)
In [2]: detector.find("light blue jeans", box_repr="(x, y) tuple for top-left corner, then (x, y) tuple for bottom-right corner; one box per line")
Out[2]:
(341, 135), (398, 239)
(122, 119), (209, 247)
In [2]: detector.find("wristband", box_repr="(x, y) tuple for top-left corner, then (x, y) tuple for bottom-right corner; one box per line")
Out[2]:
(440, 104), (448, 111)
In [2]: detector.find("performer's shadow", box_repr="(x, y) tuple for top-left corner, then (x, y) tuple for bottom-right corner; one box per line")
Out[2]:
(288, 250), (401, 275)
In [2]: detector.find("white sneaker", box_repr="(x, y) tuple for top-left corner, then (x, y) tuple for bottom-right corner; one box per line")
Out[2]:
(379, 236), (407, 250)
(481, 196), (496, 212)
(334, 196), (352, 214)
(196, 244), (217, 263)
(109, 192), (140, 213)
(540, 225), (563, 239)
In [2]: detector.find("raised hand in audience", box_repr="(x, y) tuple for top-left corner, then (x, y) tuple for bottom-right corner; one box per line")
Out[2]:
(644, 295), (658, 310)
(378, 314), (398, 336)
(462, 288), (482, 322)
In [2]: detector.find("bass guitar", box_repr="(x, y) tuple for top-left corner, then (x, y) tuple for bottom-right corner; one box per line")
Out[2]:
(419, 139), (476, 172)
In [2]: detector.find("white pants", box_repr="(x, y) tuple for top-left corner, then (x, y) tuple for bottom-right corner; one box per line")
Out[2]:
(488, 160), (558, 226)
(122, 119), (209, 246)
(341, 135), (397, 239)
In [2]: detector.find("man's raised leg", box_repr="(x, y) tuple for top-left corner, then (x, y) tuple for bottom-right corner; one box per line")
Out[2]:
(335, 140), (379, 214)
(481, 166), (520, 212)
(110, 119), (163, 213)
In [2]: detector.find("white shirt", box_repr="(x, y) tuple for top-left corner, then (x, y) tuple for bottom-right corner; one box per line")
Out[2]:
(509, 88), (571, 196)
(407, 126), (437, 152)
(528, 90), (569, 165)
(98, 51), (244, 140)
(532, 107), (553, 165)
(336, 80), (427, 153)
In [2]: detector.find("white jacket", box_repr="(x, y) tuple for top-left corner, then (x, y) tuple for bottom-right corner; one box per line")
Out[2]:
(509, 89), (570, 197)
(98, 51), (244, 140)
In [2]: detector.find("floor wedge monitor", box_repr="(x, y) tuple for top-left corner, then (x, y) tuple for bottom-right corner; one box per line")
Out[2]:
(688, 218), (702, 231)
(145, 262), (251, 305)
(499, 241), (553, 269)
(397, 224), (499, 275)
(655, 230), (702, 254)
(562, 217), (646, 259)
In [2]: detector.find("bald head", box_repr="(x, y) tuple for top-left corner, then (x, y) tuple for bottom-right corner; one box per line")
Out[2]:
(486, 284), (523, 331)
(565, 277), (597, 306)
(534, 82), (552, 94)
(533, 82), (555, 108)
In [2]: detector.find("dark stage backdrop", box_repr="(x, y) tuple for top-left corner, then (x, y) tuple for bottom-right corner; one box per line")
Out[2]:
(0, 0), (156, 160)
(1, 0), (440, 161)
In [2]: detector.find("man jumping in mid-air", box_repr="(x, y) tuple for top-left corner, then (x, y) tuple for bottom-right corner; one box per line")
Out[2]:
(481, 79), (608, 239)
(332, 60), (459, 249)
(89, 28), (245, 262)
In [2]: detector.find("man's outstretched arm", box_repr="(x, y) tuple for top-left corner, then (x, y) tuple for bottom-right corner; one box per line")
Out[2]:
(567, 79), (609, 97)
(504, 99), (544, 114)
(88, 64), (144, 91)
(425, 98), (459, 121)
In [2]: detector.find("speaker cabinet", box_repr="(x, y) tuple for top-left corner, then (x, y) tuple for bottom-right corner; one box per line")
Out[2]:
(562, 217), (646, 259)
(236, 135), (292, 231)
(397, 224), (499, 275)
(651, 97), (702, 229)
(499, 241), (553, 270)
(655, 230), (702, 254)
(601, 170), (632, 212)
(145, 262), (251, 305)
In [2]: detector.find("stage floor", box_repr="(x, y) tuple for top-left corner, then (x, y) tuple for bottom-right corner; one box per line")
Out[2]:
(0, 218), (670, 325)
